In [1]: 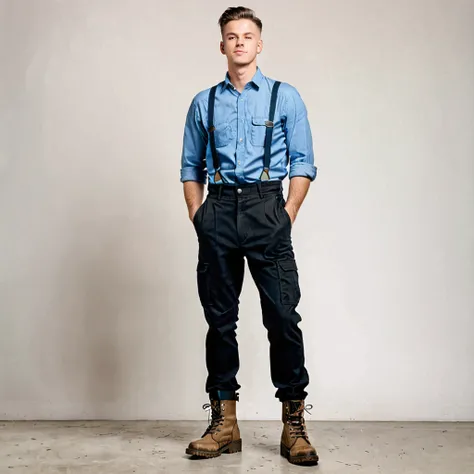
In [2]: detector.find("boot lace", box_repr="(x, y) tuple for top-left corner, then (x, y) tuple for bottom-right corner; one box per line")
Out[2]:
(201, 402), (224, 437)
(287, 403), (313, 440)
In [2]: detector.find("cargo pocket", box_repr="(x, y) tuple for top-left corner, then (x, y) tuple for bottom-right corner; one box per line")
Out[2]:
(277, 259), (301, 305)
(197, 261), (213, 306)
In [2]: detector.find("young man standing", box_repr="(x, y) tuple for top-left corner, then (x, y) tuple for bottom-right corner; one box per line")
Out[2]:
(180, 6), (319, 466)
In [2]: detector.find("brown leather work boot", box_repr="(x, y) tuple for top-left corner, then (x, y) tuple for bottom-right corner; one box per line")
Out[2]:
(186, 393), (242, 458)
(280, 400), (319, 465)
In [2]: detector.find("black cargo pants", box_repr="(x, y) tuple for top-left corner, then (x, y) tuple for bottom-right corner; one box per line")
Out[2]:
(192, 180), (310, 401)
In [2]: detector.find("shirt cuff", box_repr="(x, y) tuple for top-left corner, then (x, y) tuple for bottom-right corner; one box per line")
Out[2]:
(180, 167), (207, 184)
(289, 162), (317, 181)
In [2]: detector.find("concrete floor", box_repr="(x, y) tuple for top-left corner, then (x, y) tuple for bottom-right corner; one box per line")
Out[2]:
(0, 420), (473, 473)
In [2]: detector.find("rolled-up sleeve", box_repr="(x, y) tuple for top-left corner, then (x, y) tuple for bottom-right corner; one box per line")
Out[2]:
(284, 87), (317, 181)
(180, 98), (207, 183)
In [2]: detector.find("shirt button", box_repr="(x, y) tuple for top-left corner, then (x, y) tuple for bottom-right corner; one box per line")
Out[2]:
(238, 161), (241, 164)
(237, 188), (242, 194)
(239, 138), (243, 142)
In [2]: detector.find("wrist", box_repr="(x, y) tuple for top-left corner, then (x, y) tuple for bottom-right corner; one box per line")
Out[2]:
(189, 203), (202, 220)
(285, 201), (298, 216)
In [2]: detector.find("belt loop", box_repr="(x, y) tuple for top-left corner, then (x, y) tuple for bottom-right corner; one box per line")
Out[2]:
(256, 181), (263, 199)
(217, 185), (223, 200)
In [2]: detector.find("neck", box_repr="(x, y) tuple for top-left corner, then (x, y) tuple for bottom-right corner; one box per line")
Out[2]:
(227, 62), (258, 93)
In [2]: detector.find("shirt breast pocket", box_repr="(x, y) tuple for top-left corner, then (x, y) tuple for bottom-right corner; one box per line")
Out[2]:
(214, 122), (234, 148)
(250, 116), (282, 147)
(250, 116), (267, 147)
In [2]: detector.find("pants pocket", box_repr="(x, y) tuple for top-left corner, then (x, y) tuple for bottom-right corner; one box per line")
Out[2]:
(277, 259), (301, 305)
(193, 198), (208, 230)
(197, 261), (213, 306)
(274, 194), (291, 229)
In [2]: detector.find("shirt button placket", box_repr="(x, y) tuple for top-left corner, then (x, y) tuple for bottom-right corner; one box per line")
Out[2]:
(236, 94), (244, 181)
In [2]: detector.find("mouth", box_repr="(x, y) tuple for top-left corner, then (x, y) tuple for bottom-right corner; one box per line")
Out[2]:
(234, 51), (246, 54)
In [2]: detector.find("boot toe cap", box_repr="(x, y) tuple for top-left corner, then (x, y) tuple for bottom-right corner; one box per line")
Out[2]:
(188, 440), (218, 453)
(292, 446), (317, 457)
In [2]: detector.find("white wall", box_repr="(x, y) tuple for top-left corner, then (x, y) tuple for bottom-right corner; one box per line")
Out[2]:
(0, 0), (473, 421)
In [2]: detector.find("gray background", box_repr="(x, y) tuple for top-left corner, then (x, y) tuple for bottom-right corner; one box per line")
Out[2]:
(1, 0), (473, 421)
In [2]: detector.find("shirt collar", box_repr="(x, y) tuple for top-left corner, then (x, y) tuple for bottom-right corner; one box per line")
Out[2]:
(223, 66), (264, 91)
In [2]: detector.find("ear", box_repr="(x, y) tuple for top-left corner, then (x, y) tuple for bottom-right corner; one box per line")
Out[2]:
(257, 39), (263, 53)
(220, 41), (225, 54)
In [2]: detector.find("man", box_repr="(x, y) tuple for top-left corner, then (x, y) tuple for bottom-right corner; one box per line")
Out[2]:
(180, 6), (319, 466)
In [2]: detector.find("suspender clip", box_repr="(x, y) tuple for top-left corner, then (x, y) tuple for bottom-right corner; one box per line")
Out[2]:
(260, 168), (270, 181)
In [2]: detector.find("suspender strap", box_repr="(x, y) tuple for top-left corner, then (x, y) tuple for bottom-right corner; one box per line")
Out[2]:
(260, 80), (281, 181)
(207, 84), (222, 182)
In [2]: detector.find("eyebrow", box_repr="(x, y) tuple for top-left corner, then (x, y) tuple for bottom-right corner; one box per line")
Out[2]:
(226, 32), (255, 36)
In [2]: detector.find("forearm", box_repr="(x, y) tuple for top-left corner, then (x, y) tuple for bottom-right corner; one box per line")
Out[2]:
(285, 176), (311, 224)
(183, 181), (205, 221)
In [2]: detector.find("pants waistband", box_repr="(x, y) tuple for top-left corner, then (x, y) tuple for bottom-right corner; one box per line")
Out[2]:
(208, 181), (283, 199)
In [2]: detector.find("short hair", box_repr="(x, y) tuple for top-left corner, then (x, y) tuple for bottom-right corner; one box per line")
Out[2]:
(218, 6), (263, 35)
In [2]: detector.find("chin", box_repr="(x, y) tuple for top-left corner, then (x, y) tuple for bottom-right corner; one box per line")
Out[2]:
(231, 57), (254, 67)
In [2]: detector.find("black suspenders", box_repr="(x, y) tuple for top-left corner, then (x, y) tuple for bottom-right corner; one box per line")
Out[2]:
(207, 82), (223, 183)
(261, 80), (281, 180)
(207, 80), (282, 183)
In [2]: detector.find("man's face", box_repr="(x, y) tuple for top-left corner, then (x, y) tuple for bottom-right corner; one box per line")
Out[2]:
(220, 19), (262, 67)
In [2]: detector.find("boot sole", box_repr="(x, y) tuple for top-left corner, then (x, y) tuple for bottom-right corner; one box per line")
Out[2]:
(280, 443), (319, 465)
(186, 439), (242, 458)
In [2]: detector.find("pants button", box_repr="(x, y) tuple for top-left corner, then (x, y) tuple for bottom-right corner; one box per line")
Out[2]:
(237, 188), (242, 194)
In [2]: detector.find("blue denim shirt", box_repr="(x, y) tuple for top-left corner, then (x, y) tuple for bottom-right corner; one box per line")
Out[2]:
(180, 67), (317, 185)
